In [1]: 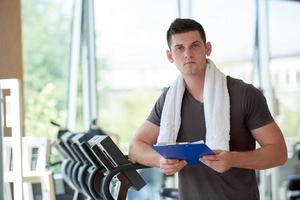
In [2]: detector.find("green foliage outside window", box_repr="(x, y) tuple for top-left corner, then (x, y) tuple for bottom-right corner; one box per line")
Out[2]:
(22, 0), (71, 139)
(22, 0), (160, 152)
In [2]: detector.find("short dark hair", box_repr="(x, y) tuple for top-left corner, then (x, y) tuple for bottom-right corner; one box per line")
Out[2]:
(166, 18), (206, 48)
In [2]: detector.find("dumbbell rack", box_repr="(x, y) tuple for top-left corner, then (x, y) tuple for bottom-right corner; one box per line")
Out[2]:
(55, 131), (148, 200)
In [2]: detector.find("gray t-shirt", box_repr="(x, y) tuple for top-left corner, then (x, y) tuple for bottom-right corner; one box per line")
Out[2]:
(147, 76), (273, 200)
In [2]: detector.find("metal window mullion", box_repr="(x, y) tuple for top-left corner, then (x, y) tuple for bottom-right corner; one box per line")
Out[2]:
(82, 0), (91, 131)
(82, 39), (90, 130)
(67, 0), (83, 131)
(177, 0), (181, 18)
(256, 0), (274, 113)
(177, 0), (192, 18)
(86, 0), (97, 123)
(254, 1), (279, 200)
(82, 0), (97, 130)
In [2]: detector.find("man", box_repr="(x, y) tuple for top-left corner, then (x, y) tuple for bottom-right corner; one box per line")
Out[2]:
(129, 18), (287, 200)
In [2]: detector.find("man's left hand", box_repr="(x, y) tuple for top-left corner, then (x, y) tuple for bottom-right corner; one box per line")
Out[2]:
(200, 150), (233, 173)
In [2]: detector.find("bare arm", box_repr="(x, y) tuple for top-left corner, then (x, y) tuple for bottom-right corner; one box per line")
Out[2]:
(231, 121), (287, 169)
(201, 121), (287, 173)
(129, 120), (187, 175)
(128, 120), (161, 167)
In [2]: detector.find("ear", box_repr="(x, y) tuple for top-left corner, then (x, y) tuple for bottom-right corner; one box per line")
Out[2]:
(205, 42), (212, 56)
(166, 49), (174, 63)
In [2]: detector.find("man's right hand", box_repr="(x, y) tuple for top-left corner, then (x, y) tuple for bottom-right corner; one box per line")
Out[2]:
(159, 157), (187, 175)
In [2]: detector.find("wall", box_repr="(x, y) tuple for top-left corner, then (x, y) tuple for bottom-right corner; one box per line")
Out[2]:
(0, 0), (23, 79)
(0, 0), (23, 136)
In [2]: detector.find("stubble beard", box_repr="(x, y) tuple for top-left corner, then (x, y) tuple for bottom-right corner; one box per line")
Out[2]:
(181, 64), (203, 77)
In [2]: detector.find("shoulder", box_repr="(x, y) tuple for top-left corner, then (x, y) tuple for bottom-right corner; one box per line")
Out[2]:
(156, 87), (169, 107)
(146, 87), (170, 126)
(227, 76), (250, 103)
(227, 76), (251, 92)
(227, 77), (273, 129)
(151, 87), (170, 112)
(162, 87), (170, 97)
(227, 76), (263, 99)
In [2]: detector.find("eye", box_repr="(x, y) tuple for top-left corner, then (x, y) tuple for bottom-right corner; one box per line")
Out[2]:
(175, 46), (184, 53)
(192, 43), (201, 49)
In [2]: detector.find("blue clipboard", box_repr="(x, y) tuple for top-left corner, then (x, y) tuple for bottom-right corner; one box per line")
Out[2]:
(153, 143), (214, 165)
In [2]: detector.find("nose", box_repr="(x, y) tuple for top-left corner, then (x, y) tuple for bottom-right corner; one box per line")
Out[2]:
(184, 48), (192, 59)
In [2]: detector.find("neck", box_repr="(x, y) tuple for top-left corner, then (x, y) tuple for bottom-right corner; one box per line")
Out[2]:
(183, 70), (205, 102)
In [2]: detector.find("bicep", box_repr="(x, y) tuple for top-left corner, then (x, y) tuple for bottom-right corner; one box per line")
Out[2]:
(251, 121), (287, 166)
(132, 120), (160, 145)
(251, 121), (285, 148)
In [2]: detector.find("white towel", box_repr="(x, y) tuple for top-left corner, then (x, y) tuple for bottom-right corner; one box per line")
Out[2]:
(157, 59), (230, 151)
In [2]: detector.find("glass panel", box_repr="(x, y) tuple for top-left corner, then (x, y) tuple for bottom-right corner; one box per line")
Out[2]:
(31, 148), (39, 171)
(268, 1), (300, 199)
(10, 183), (14, 200)
(192, 0), (255, 62)
(269, 0), (300, 57)
(94, 0), (178, 149)
(269, 0), (300, 138)
(9, 147), (13, 171)
(32, 183), (42, 200)
(22, 0), (72, 139)
(296, 72), (300, 83)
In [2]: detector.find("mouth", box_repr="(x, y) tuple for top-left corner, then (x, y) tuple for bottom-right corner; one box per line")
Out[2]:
(184, 61), (196, 66)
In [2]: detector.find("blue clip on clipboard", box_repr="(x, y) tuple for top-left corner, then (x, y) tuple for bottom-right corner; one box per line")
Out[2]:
(153, 143), (214, 165)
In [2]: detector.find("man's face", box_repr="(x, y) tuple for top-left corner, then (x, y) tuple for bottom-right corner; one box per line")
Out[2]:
(167, 30), (211, 77)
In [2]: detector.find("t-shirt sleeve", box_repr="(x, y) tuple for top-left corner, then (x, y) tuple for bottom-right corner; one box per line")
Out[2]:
(244, 84), (274, 130)
(147, 88), (169, 126)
